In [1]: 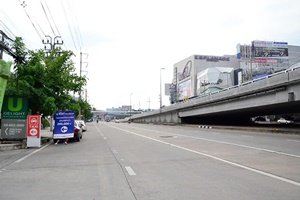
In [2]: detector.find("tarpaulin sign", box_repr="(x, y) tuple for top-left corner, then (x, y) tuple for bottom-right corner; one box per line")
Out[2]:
(53, 110), (75, 139)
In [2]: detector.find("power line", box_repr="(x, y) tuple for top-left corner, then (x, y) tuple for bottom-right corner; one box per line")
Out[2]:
(0, 8), (16, 39)
(61, 1), (77, 50)
(44, 0), (61, 36)
(71, 1), (84, 50)
(67, 0), (82, 50)
(43, 0), (67, 50)
(19, 0), (43, 40)
(33, 16), (46, 37)
(0, 19), (15, 39)
(40, 0), (56, 36)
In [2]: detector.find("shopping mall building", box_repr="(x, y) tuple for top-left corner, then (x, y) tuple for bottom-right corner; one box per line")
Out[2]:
(170, 40), (300, 104)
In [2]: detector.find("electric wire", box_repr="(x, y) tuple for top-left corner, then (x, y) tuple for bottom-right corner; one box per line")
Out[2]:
(1, 2), (35, 50)
(33, 15), (46, 37)
(19, 0), (44, 40)
(0, 19), (15, 40)
(0, 9), (16, 39)
(61, 1), (77, 50)
(43, 0), (68, 50)
(40, 0), (56, 36)
(70, 0), (84, 50)
(44, 0), (61, 36)
(67, 0), (82, 50)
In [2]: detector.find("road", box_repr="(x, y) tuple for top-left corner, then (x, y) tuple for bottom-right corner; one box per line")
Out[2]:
(0, 122), (300, 200)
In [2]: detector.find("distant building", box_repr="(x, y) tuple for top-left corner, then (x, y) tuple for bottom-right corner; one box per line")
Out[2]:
(172, 54), (239, 102)
(170, 41), (300, 104)
(237, 41), (300, 82)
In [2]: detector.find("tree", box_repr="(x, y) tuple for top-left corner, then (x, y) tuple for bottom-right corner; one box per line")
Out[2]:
(5, 37), (90, 119)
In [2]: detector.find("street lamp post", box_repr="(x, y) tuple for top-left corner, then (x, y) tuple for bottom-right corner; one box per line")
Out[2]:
(160, 68), (165, 108)
(130, 93), (133, 119)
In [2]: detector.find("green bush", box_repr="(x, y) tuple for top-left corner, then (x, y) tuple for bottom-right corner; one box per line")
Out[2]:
(41, 118), (50, 129)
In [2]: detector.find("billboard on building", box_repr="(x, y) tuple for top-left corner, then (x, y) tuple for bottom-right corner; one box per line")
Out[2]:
(252, 40), (288, 60)
(178, 79), (192, 100)
(174, 57), (195, 101)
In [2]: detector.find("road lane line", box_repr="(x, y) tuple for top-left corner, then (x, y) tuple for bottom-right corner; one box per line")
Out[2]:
(125, 166), (136, 176)
(127, 126), (300, 159)
(287, 139), (300, 143)
(14, 144), (50, 163)
(113, 150), (119, 154)
(107, 124), (300, 187)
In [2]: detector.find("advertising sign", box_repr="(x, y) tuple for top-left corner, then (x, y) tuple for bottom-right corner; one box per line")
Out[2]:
(27, 115), (41, 148)
(2, 96), (28, 119)
(53, 110), (75, 139)
(178, 79), (192, 100)
(252, 40), (288, 59)
(27, 115), (41, 137)
(177, 60), (192, 81)
(0, 119), (26, 139)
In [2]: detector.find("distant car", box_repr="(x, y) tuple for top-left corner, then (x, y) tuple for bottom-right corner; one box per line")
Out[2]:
(277, 118), (293, 124)
(77, 120), (87, 132)
(254, 117), (265, 122)
(115, 119), (120, 123)
(74, 120), (83, 141)
(86, 118), (93, 122)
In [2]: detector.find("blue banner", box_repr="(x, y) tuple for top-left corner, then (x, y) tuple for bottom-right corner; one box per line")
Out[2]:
(53, 110), (75, 139)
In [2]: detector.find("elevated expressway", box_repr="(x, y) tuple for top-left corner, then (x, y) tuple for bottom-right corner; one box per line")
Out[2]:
(132, 67), (300, 125)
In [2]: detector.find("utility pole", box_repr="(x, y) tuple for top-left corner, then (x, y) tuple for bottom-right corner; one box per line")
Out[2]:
(42, 35), (63, 56)
(147, 98), (151, 110)
(79, 51), (88, 120)
(160, 68), (165, 108)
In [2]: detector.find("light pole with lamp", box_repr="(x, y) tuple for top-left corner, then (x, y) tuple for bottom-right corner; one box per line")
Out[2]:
(160, 68), (165, 108)
(129, 93), (133, 122)
(159, 68), (165, 124)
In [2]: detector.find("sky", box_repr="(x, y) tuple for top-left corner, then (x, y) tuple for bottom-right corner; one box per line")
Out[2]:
(1, 0), (300, 111)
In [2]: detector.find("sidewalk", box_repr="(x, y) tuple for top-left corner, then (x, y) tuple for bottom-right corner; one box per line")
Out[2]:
(0, 127), (53, 151)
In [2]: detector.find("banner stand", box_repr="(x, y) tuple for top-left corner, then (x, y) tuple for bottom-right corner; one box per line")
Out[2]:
(27, 115), (41, 148)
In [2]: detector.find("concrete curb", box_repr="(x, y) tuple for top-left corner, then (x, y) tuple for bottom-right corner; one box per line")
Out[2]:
(0, 129), (53, 151)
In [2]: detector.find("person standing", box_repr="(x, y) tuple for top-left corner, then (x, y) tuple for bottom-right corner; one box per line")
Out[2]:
(54, 138), (68, 145)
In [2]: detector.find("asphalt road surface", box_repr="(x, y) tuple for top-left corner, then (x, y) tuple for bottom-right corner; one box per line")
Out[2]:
(0, 122), (300, 200)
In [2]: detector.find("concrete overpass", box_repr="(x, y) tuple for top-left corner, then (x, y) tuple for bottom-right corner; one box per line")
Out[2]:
(131, 66), (300, 125)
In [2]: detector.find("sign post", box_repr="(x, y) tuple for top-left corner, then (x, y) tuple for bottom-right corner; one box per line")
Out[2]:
(27, 115), (41, 148)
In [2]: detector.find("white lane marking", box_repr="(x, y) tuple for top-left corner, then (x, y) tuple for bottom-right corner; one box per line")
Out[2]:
(113, 150), (119, 154)
(14, 144), (50, 163)
(241, 135), (253, 138)
(126, 126), (300, 159)
(125, 166), (136, 176)
(94, 124), (103, 134)
(107, 125), (300, 187)
(103, 137), (107, 140)
(287, 140), (300, 143)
